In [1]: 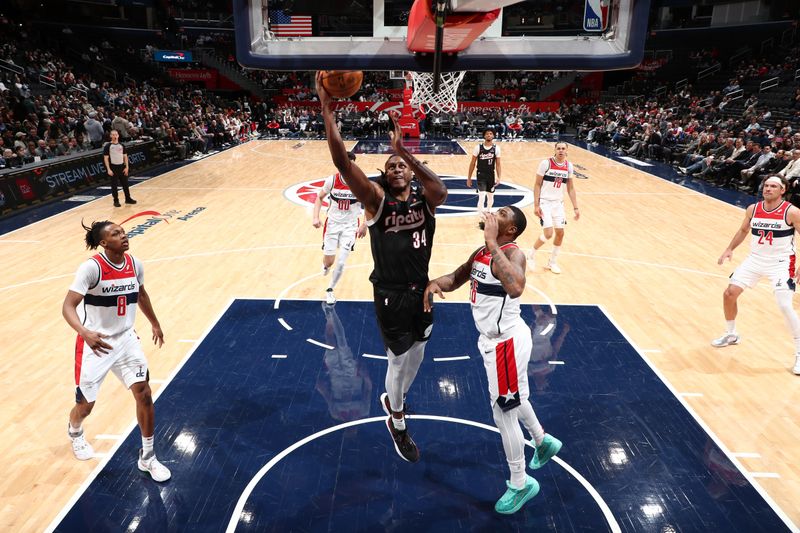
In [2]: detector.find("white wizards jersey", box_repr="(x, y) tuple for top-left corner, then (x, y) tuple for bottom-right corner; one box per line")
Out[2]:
(750, 201), (795, 261)
(69, 252), (143, 336)
(537, 157), (573, 202)
(322, 173), (361, 226)
(470, 243), (524, 338)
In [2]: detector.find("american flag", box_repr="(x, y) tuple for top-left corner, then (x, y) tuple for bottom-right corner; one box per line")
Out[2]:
(269, 10), (312, 37)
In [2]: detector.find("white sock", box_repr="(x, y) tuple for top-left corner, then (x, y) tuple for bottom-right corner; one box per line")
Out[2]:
(391, 415), (406, 431)
(142, 435), (154, 458)
(726, 320), (736, 334)
(509, 459), (527, 490)
(550, 245), (561, 263)
(486, 193), (494, 211)
(69, 422), (82, 437)
(477, 191), (487, 211)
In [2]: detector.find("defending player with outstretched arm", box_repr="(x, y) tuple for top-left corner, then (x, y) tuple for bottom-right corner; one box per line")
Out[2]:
(424, 206), (562, 514)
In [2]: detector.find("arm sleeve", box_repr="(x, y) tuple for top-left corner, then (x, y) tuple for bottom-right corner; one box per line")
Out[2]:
(102, 143), (109, 156)
(567, 162), (574, 179)
(494, 145), (501, 157)
(68, 260), (100, 295)
(537, 159), (549, 175)
(472, 145), (480, 157)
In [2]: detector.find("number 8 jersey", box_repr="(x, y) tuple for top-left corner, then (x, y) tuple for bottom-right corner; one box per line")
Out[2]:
(750, 200), (795, 261)
(69, 252), (143, 336)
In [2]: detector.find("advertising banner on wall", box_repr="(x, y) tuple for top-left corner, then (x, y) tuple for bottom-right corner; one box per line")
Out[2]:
(278, 100), (560, 114)
(0, 141), (161, 216)
(154, 50), (194, 62)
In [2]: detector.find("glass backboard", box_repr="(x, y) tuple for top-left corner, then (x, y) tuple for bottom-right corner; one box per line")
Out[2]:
(233, 0), (651, 72)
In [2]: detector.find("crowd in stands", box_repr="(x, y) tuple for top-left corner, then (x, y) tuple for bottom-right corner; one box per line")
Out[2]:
(2, 9), (800, 208)
(0, 17), (271, 170)
(572, 44), (800, 196)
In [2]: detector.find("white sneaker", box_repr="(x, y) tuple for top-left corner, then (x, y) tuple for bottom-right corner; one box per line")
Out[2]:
(793, 356), (800, 375)
(711, 333), (740, 347)
(70, 430), (94, 461)
(547, 262), (561, 274)
(325, 289), (336, 305)
(138, 450), (171, 482)
(527, 252), (536, 270)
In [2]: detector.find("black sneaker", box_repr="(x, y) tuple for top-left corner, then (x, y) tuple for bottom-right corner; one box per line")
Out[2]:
(125, 198), (137, 204)
(113, 199), (121, 207)
(385, 416), (420, 463)
(380, 392), (410, 417)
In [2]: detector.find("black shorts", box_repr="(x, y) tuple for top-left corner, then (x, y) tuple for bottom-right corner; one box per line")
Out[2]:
(373, 284), (433, 356)
(476, 173), (496, 193)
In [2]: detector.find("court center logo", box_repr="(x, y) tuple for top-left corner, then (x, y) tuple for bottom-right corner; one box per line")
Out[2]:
(119, 207), (207, 239)
(285, 175), (533, 217)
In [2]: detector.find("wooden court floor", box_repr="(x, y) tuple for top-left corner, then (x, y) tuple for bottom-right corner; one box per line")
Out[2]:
(0, 139), (798, 531)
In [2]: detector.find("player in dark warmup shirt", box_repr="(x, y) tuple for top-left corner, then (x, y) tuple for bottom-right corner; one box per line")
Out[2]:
(316, 71), (448, 463)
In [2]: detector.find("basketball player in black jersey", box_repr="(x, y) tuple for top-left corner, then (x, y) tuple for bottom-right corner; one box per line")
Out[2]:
(467, 129), (501, 216)
(316, 72), (448, 463)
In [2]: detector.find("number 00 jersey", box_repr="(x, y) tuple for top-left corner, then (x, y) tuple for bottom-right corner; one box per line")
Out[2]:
(470, 243), (523, 339)
(367, 180), (435, 288)
(750, 200), (795, 260)
(536, 157), (573, 202)
(69, 252), (143, 336)
(322, 172), (361, 226)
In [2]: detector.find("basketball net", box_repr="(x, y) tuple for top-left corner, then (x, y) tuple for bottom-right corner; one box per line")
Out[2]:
(408, 71), (466, 114)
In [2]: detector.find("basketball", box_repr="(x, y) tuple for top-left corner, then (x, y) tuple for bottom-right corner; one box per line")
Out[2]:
(320, 70), (364, 98)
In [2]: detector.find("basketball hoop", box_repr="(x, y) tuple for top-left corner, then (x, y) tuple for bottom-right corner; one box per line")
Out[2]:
(408, 71), (466, 114)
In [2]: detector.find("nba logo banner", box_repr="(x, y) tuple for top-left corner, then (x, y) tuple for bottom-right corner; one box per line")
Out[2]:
(583, 0), (609, 31)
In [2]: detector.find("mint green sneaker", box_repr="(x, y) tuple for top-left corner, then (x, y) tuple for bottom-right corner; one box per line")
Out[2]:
(494, 475), (540, 514)
(529, 434), (562, 470)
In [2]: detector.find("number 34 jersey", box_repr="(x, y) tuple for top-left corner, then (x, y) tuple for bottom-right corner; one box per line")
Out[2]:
(750, 200), (795, 261)
(367, 180), (435, 287)
(69, 252), (144, 336)
(322, 173), (362, 227)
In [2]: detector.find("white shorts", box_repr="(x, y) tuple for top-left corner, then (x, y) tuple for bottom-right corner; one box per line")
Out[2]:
(74, 328), (148, 403)
(477, 323), (532, 411)
(539, 199), (565, 229)
(322, 222), (357, 256)
(730, 254), (796, 292)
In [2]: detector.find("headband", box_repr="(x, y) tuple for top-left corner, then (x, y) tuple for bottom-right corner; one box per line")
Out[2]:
(765, 176), (785, 188)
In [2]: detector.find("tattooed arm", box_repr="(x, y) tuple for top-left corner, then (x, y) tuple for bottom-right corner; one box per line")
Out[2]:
(424, 248), (481, 312)
(483, 212), (527, 298)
